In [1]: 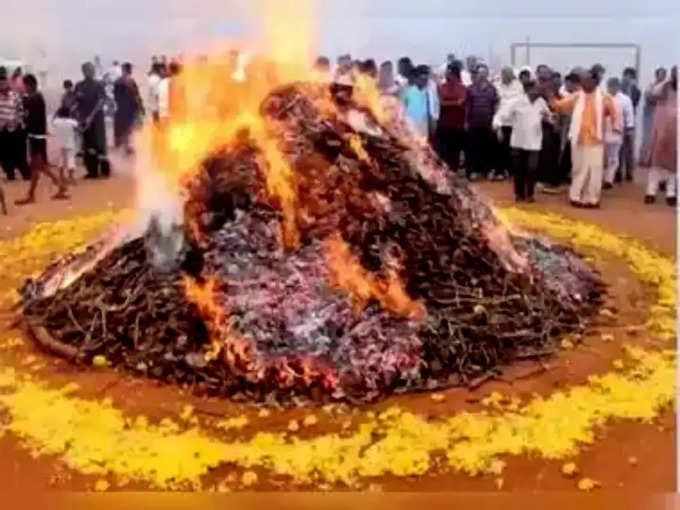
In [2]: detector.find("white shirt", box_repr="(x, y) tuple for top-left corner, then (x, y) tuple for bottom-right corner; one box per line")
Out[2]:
(509, 95), (550, 151)
(494, 79), (524, 128)
(615, 91), (635, 129)
(158, 77), (171, 119)
(51, 117), (79, 151)
(461, 69), (473, 87)
(147, 74), (161, 114)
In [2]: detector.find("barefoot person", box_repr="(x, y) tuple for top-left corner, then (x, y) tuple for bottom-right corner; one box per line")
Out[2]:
(52, 106), (79, 184)
(74, 62), (110, 179)
(15, 74), (68, 205)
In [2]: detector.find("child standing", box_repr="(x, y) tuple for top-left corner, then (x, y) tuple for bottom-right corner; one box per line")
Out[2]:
(508, 80), (552, 202)
(52, 106), (79, 184)
(15, 74), (69, 205)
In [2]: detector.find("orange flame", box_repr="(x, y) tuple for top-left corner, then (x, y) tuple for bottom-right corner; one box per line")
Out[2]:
(183, 276), (255, 369)
(326, 235), (425, 321)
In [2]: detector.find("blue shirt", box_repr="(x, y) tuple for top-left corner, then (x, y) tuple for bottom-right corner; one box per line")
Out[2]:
(402, 85), (430, 137)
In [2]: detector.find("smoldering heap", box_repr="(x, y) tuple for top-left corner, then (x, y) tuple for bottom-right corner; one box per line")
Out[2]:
(21, 82), (603, 404)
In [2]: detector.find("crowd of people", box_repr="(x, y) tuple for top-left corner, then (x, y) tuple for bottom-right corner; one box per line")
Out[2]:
(352, 54), (677, 208)
(0, 50), (677, 216)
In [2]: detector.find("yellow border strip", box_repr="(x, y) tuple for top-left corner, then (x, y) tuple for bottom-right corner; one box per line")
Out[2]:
(0, 208), (675, 489)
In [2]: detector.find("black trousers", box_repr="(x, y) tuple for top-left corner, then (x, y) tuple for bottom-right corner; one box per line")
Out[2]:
(497, 126), (513, 176)
(538, 125), (561, 186)
(559, 142), (572, 184)
(617, 128), (635, 180)
(466, 126), (495, 177)
(0, 129), (30, 181)
(435, 126), (465, 172)
(512, 148), (539, 199)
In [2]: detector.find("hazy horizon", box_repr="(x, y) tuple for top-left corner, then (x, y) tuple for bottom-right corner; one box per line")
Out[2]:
(2, 0), (678, 87)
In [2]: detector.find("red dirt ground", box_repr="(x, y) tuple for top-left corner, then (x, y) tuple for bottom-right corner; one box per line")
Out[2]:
(0, 163), (675, 491)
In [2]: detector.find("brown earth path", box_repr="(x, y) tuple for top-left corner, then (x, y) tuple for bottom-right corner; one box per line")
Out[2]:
(0, 163), (675, 491)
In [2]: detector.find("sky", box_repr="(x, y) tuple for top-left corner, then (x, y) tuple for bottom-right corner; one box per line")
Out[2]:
(2, 0), (679, 87)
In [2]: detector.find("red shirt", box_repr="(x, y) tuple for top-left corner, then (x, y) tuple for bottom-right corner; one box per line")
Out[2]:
(437, 80), (466, 129)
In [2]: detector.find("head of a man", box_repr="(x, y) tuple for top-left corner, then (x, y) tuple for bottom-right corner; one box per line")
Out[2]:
(564, 72), (580, 93)
(607, 76), (621, 96)
(622, 67), (637, 85)
(82, 62), (95, 80)
(518, 69), (532, 86)
(414, 65), (430, 89)
(536, 64), (551, 83)
(655, 67), (668, 83)
(591, 63), (606, 83)
(361, 59), (378, 79)
(122, 62), (133, 76)
(475, 63), (489, 83)
(500, 66), (514, 85)
(0, 67), (8, 92)
(525, 80), (541, 102)
(466, 55), (477, 71)
(581, 69), (598, 93)
(446, 53), (456, 64)
(551, 71), (562, 91)
(397, 57), (413, 78)
(22, 74), (38, 93)
(63, 79), (73, 91)
(314, 56), (330, 72)
(446, 62), (462, 83)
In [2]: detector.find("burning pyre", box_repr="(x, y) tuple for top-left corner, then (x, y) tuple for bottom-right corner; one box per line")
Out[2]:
(20, 79), (603, 405)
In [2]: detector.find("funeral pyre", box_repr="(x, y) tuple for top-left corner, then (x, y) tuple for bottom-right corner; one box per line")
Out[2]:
(20, 81), (603, 404)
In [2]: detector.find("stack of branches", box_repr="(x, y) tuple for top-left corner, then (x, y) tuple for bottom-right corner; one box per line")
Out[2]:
(21, 82), (603, 405)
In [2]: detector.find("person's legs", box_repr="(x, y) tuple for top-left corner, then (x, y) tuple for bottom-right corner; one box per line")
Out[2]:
(466, 128), (481, 179)
(645, 167), (659, 202)
(449, 128), (464, 172)
(664, 168), (676, 205)
(0, 129), (14, 180)
(584, 144), (604, 206)
(621, 129), (635, 181)
(526, 150), (540, 200)
(13, 129), (31, 181)
(501, 126), (513, 177)
(481, 127), (496, 178)
(0, 183), (6, 215)
(604, 142), (621, 186)
(512, 148), (526, 200)
(569, 142), (588, 204)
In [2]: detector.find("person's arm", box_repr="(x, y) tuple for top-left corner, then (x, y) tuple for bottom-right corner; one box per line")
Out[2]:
(549, 92), (577, 114)
(605, 96), (622, 133)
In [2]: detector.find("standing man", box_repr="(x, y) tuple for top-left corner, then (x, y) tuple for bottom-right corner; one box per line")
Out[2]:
(640, 67), (668, 166)
(465, 63), (499, 180)
(602, 77), (628, 189)
(15, 74), (68, 204)
(436, 62), (467, 172)
(493, 66), (524, 180)
(617, 67), (640, 183)
(75, 62), (110, 179)
(402, 65), (436, 140)
(462, 56), (477, 87)
(550, 68), (619, 208)
(0, 66), (30, 181)
(556, 71), (581, 184)
(643, 66), (677, 206)
(395, 57), (414, 95)
(508, 80), (553, 202)
(113, 63), (144, 154)
(621, 67), (641, 111)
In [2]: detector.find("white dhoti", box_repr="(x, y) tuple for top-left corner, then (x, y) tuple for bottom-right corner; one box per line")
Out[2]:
(646, 167), (677, 198)
(604, 142), (622, 185)
(570, 142), (604, 205)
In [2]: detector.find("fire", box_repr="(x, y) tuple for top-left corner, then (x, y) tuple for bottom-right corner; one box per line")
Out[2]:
(326, 235), (425, 321)
(182, 276), (255, 370)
